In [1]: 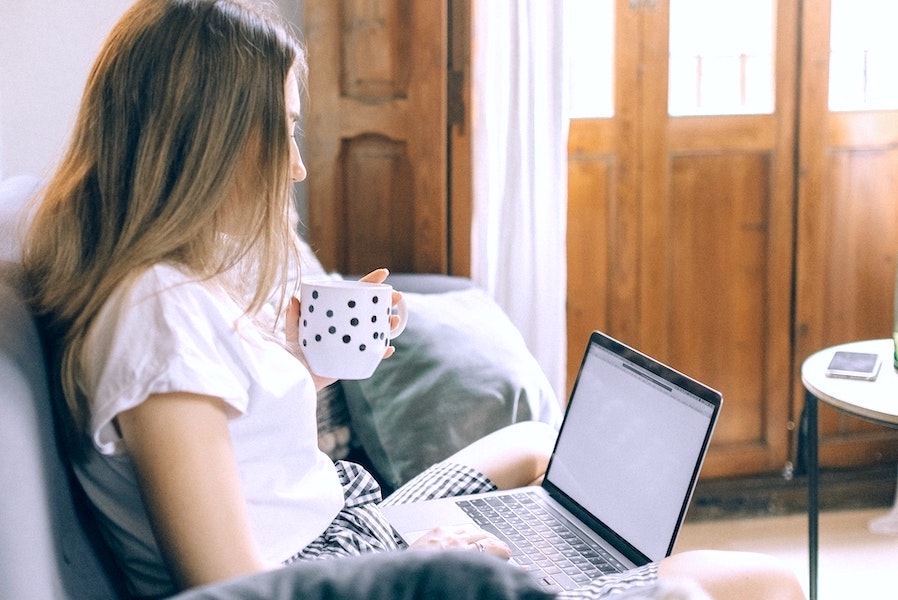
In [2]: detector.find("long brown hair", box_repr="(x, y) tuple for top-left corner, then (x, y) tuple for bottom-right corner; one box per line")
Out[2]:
(22, 0), (305, 448)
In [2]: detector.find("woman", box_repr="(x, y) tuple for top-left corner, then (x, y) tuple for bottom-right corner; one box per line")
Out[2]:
(23, 1), (805, 598)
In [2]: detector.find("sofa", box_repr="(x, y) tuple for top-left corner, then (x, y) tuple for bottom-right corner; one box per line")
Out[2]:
(0, 175), (562, 598)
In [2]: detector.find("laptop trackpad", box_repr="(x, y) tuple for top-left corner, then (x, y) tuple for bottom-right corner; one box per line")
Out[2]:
(381, 498), (476, 544)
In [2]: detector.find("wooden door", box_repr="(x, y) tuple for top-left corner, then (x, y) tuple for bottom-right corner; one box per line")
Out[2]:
(567, 0), (798, 477)
(794, 0), (898, 468)
(303, 0), (460, 275)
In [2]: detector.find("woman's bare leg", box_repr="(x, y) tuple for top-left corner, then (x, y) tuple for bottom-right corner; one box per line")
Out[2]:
(659, 550), (806, 599)
(443, 421), (557, 489)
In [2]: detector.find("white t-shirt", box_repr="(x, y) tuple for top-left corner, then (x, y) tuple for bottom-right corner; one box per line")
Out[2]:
(75, 263), (344, 598)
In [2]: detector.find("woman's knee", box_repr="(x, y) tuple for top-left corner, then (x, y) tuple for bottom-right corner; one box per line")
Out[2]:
(659, 550), (805, 600)
(506, 420), (558, 450)
(446, 421), (557, 489)
(497, 421), (557, 469)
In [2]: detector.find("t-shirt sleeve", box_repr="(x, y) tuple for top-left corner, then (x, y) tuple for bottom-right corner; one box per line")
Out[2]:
(81, 266), (253, 455)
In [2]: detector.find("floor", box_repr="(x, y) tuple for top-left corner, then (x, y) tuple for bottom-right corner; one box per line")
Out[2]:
(675, 506), (898, 599)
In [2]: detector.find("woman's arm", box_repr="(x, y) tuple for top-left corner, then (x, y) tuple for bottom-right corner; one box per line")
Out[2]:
(116, 392), (268, 590)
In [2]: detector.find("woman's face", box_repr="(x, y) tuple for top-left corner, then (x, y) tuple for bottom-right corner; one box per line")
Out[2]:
(219, 69), (306, 237)
(285, 69), (307, 183)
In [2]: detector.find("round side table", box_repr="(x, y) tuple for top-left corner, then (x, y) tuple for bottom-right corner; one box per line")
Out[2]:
(801, 338), (898, 600)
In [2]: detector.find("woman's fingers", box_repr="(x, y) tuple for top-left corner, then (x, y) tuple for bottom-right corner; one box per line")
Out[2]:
(359, 268), (389, 284)
(408, 525), (510, 559)
(286, 296), (300, 346)
(468, 535), (511, 559)
(358, 270), (403, 356)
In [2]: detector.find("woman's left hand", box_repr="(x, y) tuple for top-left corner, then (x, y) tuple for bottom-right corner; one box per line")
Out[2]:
(356, 268), (403, 359)
(285, 268), (403, 390)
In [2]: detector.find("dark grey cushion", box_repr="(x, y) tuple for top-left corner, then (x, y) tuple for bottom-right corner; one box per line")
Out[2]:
(342, 288), (562, 490)
(172, 550), (552, 600)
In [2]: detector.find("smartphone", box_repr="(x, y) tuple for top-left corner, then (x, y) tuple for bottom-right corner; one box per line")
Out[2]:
(825, 351), (882, 381)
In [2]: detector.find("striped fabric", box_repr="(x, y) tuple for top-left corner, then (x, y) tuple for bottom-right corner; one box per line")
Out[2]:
(284, 461), (495, 562)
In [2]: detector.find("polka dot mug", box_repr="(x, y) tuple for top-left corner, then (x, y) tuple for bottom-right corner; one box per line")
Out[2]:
(298, 279), (408, 379)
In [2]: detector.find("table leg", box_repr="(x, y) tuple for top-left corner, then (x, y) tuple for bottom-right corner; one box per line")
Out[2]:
(806, 389), (818, 600)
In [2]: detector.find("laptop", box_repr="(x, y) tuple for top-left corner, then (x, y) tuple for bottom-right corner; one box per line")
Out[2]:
(380, 330), (722, 592)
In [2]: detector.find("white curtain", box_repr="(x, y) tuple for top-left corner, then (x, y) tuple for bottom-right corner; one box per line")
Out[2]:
(471, 1), (569, 401)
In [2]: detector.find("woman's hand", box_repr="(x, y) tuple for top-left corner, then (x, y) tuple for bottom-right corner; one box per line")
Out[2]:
(408, 524), (511, 560)
(286, 268), (403, 390)
(357, 268), (403, 359)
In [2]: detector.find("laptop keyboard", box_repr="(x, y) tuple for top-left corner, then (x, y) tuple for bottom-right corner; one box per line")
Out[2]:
(456, 492), (625, 592)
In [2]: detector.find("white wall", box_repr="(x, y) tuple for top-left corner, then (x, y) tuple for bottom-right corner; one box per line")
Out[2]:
(0, 1), (302, 182)
(0, 2), (133, 180)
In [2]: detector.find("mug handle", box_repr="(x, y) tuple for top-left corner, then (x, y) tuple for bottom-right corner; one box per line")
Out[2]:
(388, 296), (408, 339)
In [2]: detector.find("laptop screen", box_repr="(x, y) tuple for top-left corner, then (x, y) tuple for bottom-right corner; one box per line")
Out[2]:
(545, 332), (720, 562)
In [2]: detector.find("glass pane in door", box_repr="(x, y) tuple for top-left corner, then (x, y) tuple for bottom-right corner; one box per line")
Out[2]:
(564, 0), (614, 119)
(669, 0), (775, 116)
(829, 0), (898, 111)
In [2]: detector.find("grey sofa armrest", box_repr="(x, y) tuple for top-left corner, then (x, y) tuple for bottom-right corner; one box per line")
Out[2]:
(0, 262), (128, 599)
(172, 550), (552, 600)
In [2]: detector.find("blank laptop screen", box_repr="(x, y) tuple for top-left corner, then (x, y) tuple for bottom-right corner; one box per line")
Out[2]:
(546, 338), (717, 561)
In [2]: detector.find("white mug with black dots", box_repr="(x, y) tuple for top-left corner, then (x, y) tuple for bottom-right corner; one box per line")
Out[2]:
(298, 279), (408, 380)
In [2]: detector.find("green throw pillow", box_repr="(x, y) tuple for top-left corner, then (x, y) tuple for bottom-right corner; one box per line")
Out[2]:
(341, 288), (562, 490)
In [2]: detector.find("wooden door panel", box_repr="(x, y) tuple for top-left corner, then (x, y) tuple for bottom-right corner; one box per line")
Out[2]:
(822, 150), (898, 343)
(340, 135), (415, 272)
(668, 115), (777, 151)
(339, 1), (411, 100)
(668, 153), (770, 448)
(566, 153), (613, 394)
(795, 0), (898, 468)
(648, 2), (795, 477)
(567, 0), (797, 478)
(564, 0), (644, 392)
(815, 148), (898, 461)
(304, 0), (448, 274)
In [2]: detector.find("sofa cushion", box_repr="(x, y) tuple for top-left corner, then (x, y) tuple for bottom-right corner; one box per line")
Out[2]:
(0, 176), (126, 596)
(0, 263), (126, 598)
(342, 288), (562, 490)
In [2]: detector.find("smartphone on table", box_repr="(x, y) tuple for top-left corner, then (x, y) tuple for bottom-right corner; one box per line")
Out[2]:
(824, 351), (882, 381)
